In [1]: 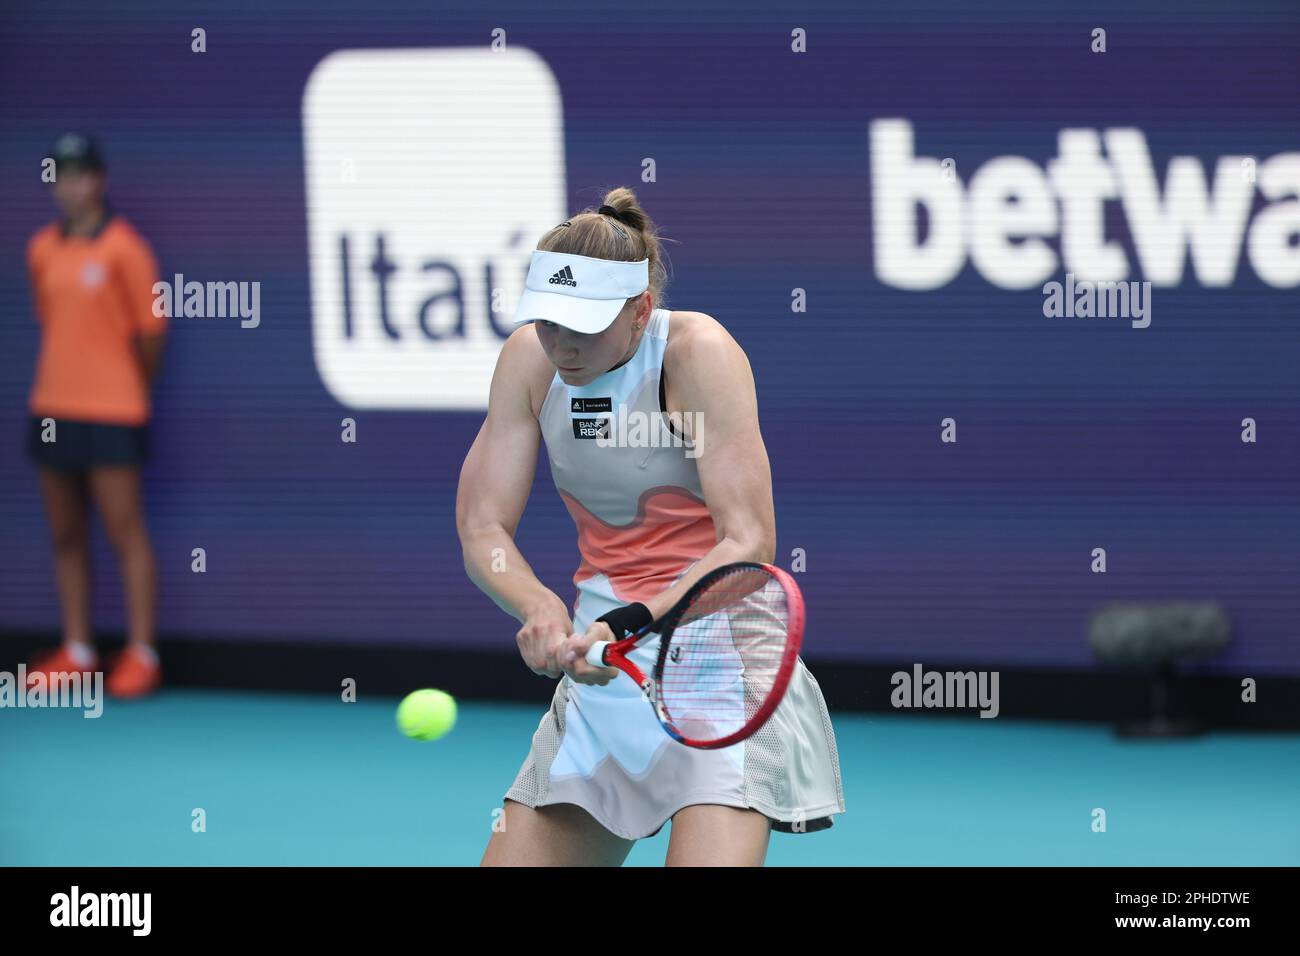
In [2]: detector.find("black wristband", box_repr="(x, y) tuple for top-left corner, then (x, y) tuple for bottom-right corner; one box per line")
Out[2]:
(595, 602), (653, 639)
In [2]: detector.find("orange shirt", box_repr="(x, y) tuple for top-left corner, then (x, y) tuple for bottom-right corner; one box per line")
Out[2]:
(27, 215), (166, 426)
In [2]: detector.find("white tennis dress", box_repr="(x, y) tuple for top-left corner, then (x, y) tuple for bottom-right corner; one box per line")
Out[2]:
(504, 308), (845, 839)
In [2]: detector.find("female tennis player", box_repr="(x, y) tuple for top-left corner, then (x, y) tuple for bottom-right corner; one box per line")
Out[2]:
(456, 188), (844, 866)
(22, 133), (167, 698)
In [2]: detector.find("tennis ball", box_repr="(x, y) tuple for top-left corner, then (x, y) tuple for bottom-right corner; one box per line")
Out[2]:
(396, 689), (457, 741)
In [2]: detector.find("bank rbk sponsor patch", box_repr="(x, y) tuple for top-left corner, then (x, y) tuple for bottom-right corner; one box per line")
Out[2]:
(572, 417), (611, 440)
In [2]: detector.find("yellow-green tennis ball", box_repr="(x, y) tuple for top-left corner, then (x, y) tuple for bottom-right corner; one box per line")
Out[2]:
(396, 689), (457, 741)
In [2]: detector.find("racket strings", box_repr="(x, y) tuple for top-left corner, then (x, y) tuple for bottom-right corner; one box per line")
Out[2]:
(658, 569), (792, 743)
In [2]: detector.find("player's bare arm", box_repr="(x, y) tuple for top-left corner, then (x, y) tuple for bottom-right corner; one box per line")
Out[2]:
(456, 325), (574, 679)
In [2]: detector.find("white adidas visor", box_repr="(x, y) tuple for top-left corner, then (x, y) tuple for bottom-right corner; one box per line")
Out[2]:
(512, 250), (649, 335)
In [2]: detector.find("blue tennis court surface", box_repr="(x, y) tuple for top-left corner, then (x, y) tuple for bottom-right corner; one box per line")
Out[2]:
(3, 689), (1297, 866)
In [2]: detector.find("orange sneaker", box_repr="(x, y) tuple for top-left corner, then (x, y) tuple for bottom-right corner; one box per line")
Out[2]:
(106, 645), (162, 698)
(25, 645), (99, 688)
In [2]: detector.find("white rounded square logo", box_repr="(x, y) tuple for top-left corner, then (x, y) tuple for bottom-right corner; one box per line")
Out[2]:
(303, 47), (565, 409)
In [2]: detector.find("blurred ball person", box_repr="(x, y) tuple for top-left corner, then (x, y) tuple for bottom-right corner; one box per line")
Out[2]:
(23, 133), (167, 698)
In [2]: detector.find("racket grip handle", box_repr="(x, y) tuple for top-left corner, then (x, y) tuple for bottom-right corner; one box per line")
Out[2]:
(585, 641), (611, 668)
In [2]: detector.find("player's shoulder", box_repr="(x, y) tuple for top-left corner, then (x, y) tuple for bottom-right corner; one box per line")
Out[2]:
(666, 309), (745, 364)
(498, 321), (549, 368)
(495, 323), (555, 416)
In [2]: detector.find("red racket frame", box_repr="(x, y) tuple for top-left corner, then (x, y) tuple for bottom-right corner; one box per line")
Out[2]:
(592, 561), (805, 749)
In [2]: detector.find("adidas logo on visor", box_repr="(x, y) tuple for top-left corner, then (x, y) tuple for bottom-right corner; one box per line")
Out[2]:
(548, 266), (577, 287)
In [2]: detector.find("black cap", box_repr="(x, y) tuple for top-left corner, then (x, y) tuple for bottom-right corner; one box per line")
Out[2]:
(50, 132), (106, 173)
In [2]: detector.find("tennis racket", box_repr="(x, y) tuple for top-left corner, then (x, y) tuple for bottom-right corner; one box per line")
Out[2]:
(584, 561), (804, 749)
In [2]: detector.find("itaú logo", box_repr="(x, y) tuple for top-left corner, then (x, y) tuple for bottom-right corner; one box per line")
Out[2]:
(303, 46), (565, 410)
(870, 119), (1299, 291)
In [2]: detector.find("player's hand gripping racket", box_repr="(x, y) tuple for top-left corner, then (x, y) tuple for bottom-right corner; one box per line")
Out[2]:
(585, 561), (804, 749)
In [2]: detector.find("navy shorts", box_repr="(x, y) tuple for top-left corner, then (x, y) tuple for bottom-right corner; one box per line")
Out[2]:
(25, 415), (150, 471)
